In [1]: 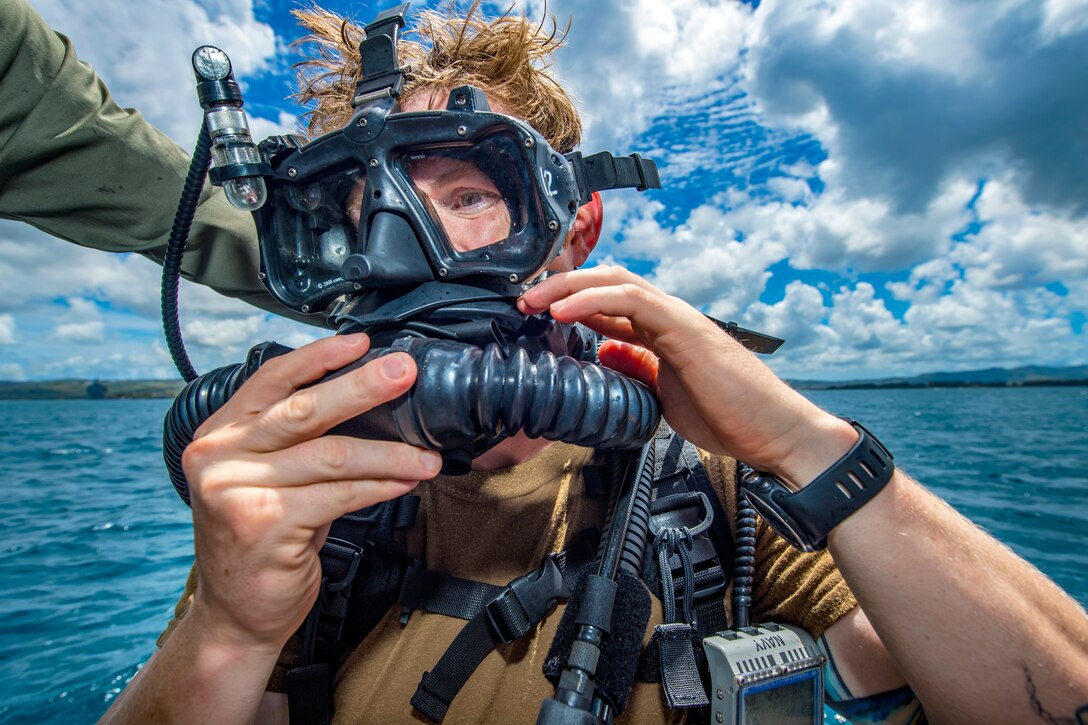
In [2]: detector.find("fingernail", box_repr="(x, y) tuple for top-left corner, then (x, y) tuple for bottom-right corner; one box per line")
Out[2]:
(420, 451), (442, 471)
(550, 300), (567, 313)
(382, 355), (407, 379)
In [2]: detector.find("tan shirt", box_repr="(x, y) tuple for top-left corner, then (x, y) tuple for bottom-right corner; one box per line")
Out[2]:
(162, 442), (856, 723)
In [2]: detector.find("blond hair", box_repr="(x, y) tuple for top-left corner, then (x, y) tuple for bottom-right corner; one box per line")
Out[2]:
(291, 3), (583, 152)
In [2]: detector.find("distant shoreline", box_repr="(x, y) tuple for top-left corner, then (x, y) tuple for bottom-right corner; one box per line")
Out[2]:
(0, 380), (184, 401)
(1, 373), (1086, 400)
(792, 379), (1088, 391)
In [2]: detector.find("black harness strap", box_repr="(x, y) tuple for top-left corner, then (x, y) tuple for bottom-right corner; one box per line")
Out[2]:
(409, 532), (598, 723)
(399, 565), (502, 624)
(286, 494), (420, 725)
(637, 426), (733, 710)
(566, 151), (662, 205)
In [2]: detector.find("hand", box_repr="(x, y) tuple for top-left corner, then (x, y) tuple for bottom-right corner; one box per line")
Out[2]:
(519, 266), (857, 485)
(180, 334), (443, 654)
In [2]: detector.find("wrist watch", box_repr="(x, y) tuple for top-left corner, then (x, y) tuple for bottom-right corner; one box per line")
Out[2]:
(738, 420), (895, 552)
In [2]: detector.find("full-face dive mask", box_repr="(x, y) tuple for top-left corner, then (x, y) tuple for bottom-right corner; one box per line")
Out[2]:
(161, 4), (671, 496)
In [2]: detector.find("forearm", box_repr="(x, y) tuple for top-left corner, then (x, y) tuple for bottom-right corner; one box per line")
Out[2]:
(100, 603), (281, 724)
(828, 470), (1088, 723)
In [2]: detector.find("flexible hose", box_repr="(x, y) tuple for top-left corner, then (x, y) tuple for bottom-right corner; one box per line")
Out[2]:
(733, 463), (758, 629)
(596, 444), (656, 579)
(162, 338), (660, 505)
(162, 359), (257, 505)
(161, 121), (212, 383)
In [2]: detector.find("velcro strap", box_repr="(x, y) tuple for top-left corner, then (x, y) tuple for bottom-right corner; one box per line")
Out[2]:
(653, 623), (710, 709)
(286, 663), (332, 725)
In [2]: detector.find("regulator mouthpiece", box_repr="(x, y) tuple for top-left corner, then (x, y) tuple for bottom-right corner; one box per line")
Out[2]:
(192, 45), (269, 211)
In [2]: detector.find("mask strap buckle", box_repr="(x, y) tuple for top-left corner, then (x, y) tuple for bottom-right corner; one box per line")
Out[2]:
(352, 2), (410, 108)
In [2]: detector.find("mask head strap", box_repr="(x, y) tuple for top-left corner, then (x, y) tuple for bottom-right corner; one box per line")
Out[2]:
(353, 2), (410, 107)
(565, 151), (662, 205)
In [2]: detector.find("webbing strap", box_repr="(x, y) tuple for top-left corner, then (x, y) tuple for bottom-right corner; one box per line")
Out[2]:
(400, 566), (502, 622)
(566, 151), (662, 204)
(286, 495), (418, 725)
(286, 664), (332, 725)
(636, 425), (733, 711)
(408, 531), (599, 723)
(410, 555), (569, 723)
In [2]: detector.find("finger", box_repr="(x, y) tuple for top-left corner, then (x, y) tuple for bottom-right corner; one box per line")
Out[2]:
(221, 436), (442, 488)
(579, 313), (641, 345)
(544, 283), (683, 342)
(222, 334), (373, 420)
(519, 265), (652, 314)
(245, 351), (417, 453)
(285, 478), (422, 530)
(598, 340), (660, 390)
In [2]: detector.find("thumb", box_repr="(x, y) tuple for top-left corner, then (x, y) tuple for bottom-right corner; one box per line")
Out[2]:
(598, 340), (660, 391)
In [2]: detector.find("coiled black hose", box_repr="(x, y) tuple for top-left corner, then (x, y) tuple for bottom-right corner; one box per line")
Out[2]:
(161, 122), (212, 383)
(598, 445), (656, 579)
(162, 338), (660, 505)
(733, 462), (759, 629)
(162, 352), (264, 505)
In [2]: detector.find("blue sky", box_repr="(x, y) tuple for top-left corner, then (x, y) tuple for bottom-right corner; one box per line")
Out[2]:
(2, 0), (1087, 381)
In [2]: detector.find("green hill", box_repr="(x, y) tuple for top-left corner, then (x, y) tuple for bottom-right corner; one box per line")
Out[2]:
(790, 365), (1088, 390)
(0, 379), (185, 400)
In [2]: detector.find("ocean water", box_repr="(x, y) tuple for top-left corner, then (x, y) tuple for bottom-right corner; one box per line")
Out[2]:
(0, 388), (1086, 723)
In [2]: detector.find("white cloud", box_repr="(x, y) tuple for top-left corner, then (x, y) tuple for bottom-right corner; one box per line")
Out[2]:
(0, 362), (26, 381)
(514, 0), (755, 151)
(248, 111), (303, 143)
(183, 315), (264, 350)
(0, 314), (14, 344)
(31, 0), (280, 143)
(1040, 0), (1088, 40)
(53, 320), (106, 343)
(744, 0), (1088, 216)
(50, 297), (106, 342)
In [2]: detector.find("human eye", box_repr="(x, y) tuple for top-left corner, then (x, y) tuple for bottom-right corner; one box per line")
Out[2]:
(446, 187), (502, 215)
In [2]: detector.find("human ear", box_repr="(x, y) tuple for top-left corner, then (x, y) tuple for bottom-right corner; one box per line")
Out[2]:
(566, 191), (604, 269)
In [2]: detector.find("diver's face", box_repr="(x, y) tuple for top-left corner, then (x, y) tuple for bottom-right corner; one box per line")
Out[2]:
(343, 90), (517, 254)
(346, 89), (586, 269)
(345, 149), (511, 254)
(401, 154), (512, 252)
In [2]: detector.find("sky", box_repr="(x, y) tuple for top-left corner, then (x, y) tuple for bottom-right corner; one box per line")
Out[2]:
(2, 0), (1087, 382)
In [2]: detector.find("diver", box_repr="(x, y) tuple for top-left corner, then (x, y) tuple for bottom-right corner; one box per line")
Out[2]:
(3, 1), (1086, 723)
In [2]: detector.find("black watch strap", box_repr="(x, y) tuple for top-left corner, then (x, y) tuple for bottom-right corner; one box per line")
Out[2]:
(738, 420), (895, 552)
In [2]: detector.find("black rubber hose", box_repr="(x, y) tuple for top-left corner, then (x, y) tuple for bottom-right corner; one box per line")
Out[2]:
(162, 360), (254, 505)
(162, 338), (660, 506)
(596, 443), (656, 580)
(161, 121), (212, 383)
(733, 463), (758, 629)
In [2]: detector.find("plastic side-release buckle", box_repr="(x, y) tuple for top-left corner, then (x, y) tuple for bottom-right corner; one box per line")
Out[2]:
(316, 537), (364, 640)
(484, 554), (568, 644)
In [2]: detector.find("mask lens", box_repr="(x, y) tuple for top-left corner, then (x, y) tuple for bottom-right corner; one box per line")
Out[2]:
(399, 134), (532, 264)
(267, 166), (365, 295)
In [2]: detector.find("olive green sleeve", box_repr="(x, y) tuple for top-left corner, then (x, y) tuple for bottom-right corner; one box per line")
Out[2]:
(0, 0), (319, 325)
